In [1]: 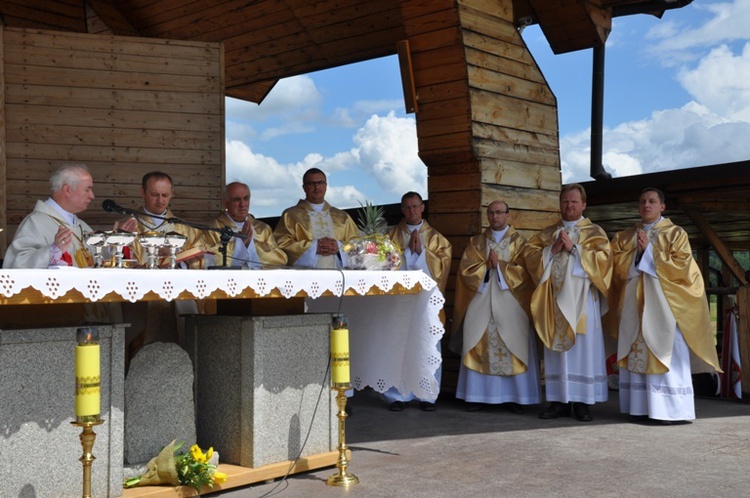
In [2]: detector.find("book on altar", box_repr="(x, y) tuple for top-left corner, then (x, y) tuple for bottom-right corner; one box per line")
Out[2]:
(159, 245), (214, 268)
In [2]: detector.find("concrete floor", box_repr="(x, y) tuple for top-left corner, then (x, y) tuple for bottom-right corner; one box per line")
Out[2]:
(207, 389), (750, 497)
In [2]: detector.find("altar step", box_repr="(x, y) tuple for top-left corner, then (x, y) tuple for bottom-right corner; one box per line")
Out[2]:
(121, 451), (342, 497)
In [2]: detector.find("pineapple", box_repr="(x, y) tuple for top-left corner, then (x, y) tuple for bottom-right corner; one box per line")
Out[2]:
(356, 201), (387, 236)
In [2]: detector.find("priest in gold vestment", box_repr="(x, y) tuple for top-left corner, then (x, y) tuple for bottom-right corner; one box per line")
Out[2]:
(524, 184), (612, 422)
(130, 171), (210, 268)
(609, 188), (720, 423)
(451, 201), (540, 413)
(273, 168), (358, 269)
(383, 191), (452, 411)
(126, 171), (211, 350)
(205, 182), (287, 269)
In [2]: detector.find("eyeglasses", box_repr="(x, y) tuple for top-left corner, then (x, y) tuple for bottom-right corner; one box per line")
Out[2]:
(488, 210), (509, 215)
(303, 181), (327, 187)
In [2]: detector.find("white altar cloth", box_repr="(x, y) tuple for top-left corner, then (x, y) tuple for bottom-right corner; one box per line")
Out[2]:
(0, 268), (445, 401)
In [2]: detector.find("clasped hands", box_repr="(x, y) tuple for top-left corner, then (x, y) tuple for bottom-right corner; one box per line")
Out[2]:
(636, 228), (649, 257)
(316, 237), (339, 256)
(551, 229), (574, 255)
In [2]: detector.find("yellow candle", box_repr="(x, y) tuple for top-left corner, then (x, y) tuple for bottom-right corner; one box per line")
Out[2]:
(75, 340), (100, 421)
(330, 325), (350, 387)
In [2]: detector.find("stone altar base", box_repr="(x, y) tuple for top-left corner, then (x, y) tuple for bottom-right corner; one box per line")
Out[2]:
(0, 324), (126, 498)
(185, 314), (336, 469)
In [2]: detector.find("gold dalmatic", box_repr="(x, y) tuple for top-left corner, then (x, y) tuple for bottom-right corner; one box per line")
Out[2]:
(609, 218), (721, 375)
(458, 229), (533, 376)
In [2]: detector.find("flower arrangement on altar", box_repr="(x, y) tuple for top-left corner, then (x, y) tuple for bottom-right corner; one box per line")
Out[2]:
(124, 440), (227, 492)
(342, 201), (402, 271)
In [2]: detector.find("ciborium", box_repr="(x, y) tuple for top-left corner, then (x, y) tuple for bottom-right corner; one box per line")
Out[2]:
(105, 230), (136, 268)
(163, 231), (187, 269)
(138, 231), (165, 269)
(84, 230), (108, 268)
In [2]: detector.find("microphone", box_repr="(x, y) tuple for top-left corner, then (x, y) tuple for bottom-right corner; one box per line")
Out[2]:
(102, 199), (137, 216)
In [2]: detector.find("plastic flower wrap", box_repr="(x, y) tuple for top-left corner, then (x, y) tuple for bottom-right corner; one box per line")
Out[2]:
(343, 201), (402, 271)
(124, 440), (226, 492)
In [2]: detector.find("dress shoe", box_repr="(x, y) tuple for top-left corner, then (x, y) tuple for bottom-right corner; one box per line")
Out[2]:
(465, 402), (483, 412)
(505, 402), (525, 414)
(389, 401), (406, 412)
(660, 419), (691, 426)
(419, 401), (436, 412)
(573, 402), (593, 422)
(539, 401), (571, 419)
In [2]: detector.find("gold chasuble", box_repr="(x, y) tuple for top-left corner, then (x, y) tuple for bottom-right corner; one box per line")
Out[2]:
(206, 212), (287, 268)
(131, 208), (207, 268)
(525, 218), (612, 352)
(608, 218), (720, 374)
(273, 200), (358, 268)
(387, 219), (452, 293)
(452, 227), (535, 376)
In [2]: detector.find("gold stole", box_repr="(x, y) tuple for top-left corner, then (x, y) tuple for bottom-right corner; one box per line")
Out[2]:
(308, 209), (336, 268)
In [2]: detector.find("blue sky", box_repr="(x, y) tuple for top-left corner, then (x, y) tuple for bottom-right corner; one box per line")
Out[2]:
(226, 0), (750, 218)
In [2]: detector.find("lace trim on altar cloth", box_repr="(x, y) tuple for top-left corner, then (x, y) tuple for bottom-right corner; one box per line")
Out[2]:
(0, 268), (436, 302)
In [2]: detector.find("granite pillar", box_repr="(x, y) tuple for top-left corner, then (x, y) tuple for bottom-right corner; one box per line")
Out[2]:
(0, 324), (126, 498)
(185, 314), (336, 468)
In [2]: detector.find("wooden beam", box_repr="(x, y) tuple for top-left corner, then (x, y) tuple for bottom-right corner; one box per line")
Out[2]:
(0, 26), (6, 255)
(396, 40), (418, 114)
(683, 205), (748, 286)
(737, 287), (750, 399)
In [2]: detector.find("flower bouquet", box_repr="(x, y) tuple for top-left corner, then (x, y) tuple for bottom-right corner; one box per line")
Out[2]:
(343, 201), (402, 271)
(124, 440), (227, 493)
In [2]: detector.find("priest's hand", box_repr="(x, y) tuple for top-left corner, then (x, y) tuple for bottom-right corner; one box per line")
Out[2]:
(240, 220), (253, 247)
(636, 229), (649, 255)
(317, 237), (338, 256)
(408, 229), (422, 255)
(489, 248), (499, 269)
(114, 217), (138, 233)
(551, 231), (566, 255)
(54, 226), (73, 252)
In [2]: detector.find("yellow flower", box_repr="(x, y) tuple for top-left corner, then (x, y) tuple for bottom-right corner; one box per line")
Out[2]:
(213, 471), (227, 484)
(205, 447), (214, 462)
(190, 444), (206, 463)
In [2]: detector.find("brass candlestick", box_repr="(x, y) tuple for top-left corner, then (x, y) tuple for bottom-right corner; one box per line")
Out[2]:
(326, 387), (359, 487)
(71, 418), (104, 498)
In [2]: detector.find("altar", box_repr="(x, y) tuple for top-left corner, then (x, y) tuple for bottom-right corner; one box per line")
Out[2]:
(0, 268), (444, 497)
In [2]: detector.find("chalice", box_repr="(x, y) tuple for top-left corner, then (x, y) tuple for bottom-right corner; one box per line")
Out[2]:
(105, 230), (136, 268)
(163, 231), (187, 269)
(84, 230), (108, 268)
(138, 231), (165, 269)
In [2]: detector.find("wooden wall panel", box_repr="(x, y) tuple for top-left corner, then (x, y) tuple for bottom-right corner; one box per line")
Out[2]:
(1, 27), (225, 252)
(0, 27), (6, 252)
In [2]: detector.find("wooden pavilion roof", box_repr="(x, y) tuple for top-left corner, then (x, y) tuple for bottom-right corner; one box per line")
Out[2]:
(2, 0), (689, 103)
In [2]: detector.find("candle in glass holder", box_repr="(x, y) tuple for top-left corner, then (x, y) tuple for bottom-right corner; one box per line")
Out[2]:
(330, 315), (351, 387)
(75, 327), (101, 423)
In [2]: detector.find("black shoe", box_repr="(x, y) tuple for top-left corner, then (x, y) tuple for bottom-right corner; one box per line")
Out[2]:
(573, 402), (593, 422)
(505, 402), (525, 414)
(419, 401), (436, 412)
(465, 402), (482, 412)
(539, 402), (571, 419)
(389, 401), (406, 412)
(660, 419), (691, 426)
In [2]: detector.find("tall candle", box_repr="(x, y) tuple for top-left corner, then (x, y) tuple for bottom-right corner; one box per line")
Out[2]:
(75, 327), (100, 423)
(330, 315), (350, 387)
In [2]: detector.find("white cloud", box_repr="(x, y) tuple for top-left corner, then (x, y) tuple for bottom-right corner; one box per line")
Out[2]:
(646, 0), (750, 64)
(677, 43), (750, 121)
(225, 110), (427, 217)
(353, 112), (427, 196)
(563, 6), (750, 183)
